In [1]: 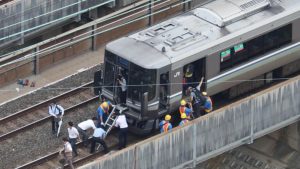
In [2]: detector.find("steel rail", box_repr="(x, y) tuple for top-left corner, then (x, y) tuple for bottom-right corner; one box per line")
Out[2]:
(0, 81), (93, 124)
(0, 81), (97, 142)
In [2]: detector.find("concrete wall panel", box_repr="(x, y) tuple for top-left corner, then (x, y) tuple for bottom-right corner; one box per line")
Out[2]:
(79, 76), (300, 169)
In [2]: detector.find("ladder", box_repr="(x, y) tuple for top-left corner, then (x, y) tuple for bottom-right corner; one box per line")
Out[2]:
(103, 105), (117, 135)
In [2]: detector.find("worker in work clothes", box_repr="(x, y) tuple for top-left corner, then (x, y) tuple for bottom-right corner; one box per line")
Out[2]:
(159, 114), (172, 133)
(59, 137), (74, 169)
(179, 100), (193, 119)
(96, 101), (111, 126)
(90, 125), (109, 154)
(115, 112), (128, 150)
(67, 121), (80, 157)
(48, 101), (64, 134)
(179, 113), (189, 126)
(117, 74), (127, 104)
(77, 117), (97, 147)
(186, 86), (205, 118)
(200, 92), (213, 115)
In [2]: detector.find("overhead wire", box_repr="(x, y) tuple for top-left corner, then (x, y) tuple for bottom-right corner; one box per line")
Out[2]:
(0, 0), (185, 66)
(0, 0), (162, 59)
(0, 77), (293, 92)
(0, 0), (115, 42)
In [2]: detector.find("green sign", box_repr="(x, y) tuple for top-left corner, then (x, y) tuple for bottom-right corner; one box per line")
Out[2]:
(220, 49), (231, 62)
(234, 43), (244, 53)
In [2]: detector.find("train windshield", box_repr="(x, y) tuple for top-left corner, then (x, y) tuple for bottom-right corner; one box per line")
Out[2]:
(128, 63), (156, 102)
(103, 50), (156, 102)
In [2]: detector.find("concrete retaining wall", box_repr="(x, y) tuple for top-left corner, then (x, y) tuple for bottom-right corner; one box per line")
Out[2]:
(79, 75), (300, 169)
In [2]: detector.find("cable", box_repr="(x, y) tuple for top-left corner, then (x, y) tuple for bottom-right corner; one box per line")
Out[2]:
(0, 0), (183, 67)
(0, 77), (293, 92)
(0, 0), (161, 59)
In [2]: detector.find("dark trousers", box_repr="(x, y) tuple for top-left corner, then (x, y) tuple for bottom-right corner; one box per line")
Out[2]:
(51, 116), (59, 133)
(90, 137), (108, 153)
(69, 138), (78, 156)
(192, 103), (201, 118)
(78, 127), (88, 147)
(120, 91), (126, 104)
(118, 128), (128, 149)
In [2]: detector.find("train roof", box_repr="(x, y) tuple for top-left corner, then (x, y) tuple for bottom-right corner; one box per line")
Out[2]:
(107, 0), (300, 69)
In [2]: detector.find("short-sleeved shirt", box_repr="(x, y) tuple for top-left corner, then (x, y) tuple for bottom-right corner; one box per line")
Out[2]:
(78, 119), (96, 130)
(64, 142), (73, 153)
(93, 128), (106, 139)
(179, 106), (192, 117)
(68, 127), (79, 139)
(115, 115), (128, 129)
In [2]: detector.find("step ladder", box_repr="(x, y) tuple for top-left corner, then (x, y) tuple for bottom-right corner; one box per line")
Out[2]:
(97, 104), (128, 150)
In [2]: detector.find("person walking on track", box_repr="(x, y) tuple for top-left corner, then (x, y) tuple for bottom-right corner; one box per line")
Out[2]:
(90, 125), (109, 154)
(77, 117), (97, 147)
(48, 101), (64, 135)
(67, 121), (80, 157)
(59, 137), (74, 169)
(115, 112), (128, 150)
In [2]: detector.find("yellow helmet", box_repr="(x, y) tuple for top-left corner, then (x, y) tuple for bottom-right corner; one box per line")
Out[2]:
(165, 114), (171, 121)
(180, 100), (186, 106)
(202, 92), (207, 96)
(181, 113), (187, 119)
(101, 102), (109, 109)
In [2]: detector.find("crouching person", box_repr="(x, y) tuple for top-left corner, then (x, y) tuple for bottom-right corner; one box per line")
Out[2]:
(90, 125), (109, 154)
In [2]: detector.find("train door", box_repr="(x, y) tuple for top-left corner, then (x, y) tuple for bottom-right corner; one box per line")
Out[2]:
(183, 58), (206, 94)
(159, 72), (169, 110)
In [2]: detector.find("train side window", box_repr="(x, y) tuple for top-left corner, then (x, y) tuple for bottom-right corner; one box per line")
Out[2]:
(220, 23), (292, 72)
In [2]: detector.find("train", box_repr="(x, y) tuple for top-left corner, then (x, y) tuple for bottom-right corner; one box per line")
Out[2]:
(95, 0), (300, 134)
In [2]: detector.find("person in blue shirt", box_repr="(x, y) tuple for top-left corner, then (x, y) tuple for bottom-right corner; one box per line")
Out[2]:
(90, 125), (108, 154)
(159, 114), (172, 133)
(179, 100), (193, 119)
(96, 101), (111, 126)
(179, 113), (189, 126)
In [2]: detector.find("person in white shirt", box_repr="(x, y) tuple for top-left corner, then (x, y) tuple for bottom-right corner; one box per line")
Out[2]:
(48, 101), (64, 134)
(115, 112), (128, 150)
(77, 117), (97, 147)
(67, 121), (80, 157)
(117, 74), (127, 104)
(59, 137), (74, 169)
(90, 126), (109, 154)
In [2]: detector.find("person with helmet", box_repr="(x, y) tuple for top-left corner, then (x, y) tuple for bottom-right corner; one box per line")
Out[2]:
(96, 101), (111, 126)
(179, 113), (189, 126)
(200, 92), (213, 115)
(159, 114), (173, 133)
(179, 99), (193, 119)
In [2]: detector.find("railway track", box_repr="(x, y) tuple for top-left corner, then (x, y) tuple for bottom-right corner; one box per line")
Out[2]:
(16, 131), (146, 169)
(0, 81), (97, 142)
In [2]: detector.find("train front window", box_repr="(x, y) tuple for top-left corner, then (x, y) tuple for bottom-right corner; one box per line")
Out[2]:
(128, 64), (156, 102)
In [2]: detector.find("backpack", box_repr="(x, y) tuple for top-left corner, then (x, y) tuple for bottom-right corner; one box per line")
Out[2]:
(56, 105), (62, 116)
(192, 88), (202, 104)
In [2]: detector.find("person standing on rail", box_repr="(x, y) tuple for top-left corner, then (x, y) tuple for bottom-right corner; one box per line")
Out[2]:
(90, 125), (109, 154)
(115, 111), (128, 150)
(59, 137), (74, 169)
(179, 113), (189, 126)
(67, 121), (80, 157)
(48, 101), (64, 135)
(159, 114), (172, 133)
(179, 100), (193, 119)
(96, 101), (111, 126)
(117, 74), (127, 104)
(77, 117), (97, 147)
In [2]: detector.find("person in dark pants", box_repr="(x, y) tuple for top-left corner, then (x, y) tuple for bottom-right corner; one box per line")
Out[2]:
(48, 101), (64, 134)
(90, 125), (109, 154)
(67, 121), (80, 157)
(114, 112), (128, 150)
(77, 117), (97, 147)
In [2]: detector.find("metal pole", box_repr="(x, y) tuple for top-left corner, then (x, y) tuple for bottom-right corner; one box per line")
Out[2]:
(91, 25), (97, 51)
(148, 0), (154, 26)
(34, 47), (40, 74)
(192, 122), (197, 167)
(250, 100), (254, 144)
